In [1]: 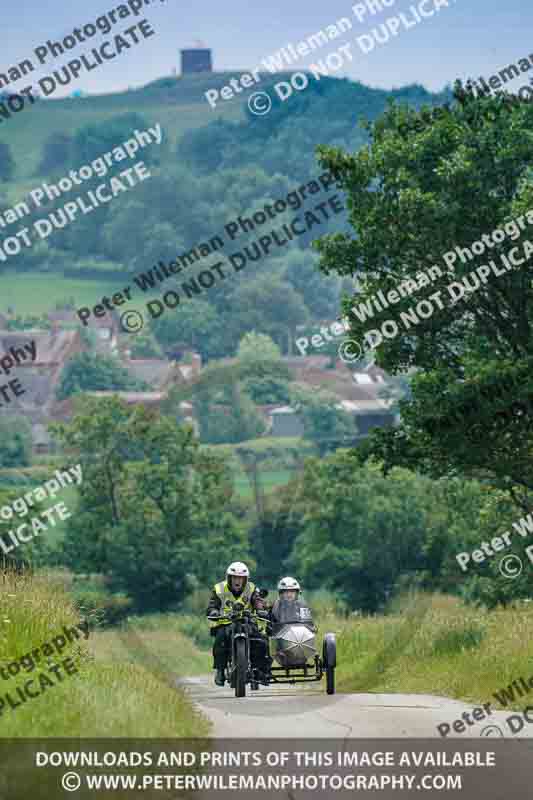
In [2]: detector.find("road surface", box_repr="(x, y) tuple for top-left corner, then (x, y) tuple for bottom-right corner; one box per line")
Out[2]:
(179, 674), (533, 739)
(177, 677), (533, 798)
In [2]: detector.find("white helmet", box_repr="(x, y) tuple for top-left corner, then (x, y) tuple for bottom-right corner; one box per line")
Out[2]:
(226, 561), (250, 578)
(278, 576), (301, 592)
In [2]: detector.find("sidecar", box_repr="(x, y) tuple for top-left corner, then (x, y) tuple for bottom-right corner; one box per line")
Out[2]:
(268, 598), (337, 694)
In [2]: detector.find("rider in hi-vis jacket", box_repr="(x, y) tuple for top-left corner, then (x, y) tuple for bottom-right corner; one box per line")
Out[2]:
(206, 561), (267, 686)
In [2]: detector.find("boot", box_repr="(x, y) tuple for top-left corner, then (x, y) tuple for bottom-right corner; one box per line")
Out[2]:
(259, 656), (272, 685)
(215, 668), (225, 687)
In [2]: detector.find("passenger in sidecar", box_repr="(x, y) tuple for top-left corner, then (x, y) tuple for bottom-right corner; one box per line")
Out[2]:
(269, 577), (317, 667)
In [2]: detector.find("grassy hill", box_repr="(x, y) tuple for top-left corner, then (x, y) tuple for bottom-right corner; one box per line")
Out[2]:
(1, 70), (448, 186)
(0, 70), (317, 186)
(0, 69), (450, 315)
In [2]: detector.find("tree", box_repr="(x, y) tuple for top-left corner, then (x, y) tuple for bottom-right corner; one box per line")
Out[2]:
(237, 359), (291, 384)
(0, 416), (32, 467)
(290, 386), (356, 456)
(0, 143), (14, 181)
(290, 453), (483, 612)
(164, 360), (271, 445)
(229, 278), (309, 353)
(457, 489), (533, 609)
(237, 332), (281, 363)
(194, 379), (266, 444)
(50, 396), (248, 610)
(56, 352), (149, 401)
(248, 481), (306, 585)
(150, 299), (225, 361)
(377, 373), (413, 416)
(103, 213), (184, 276)
(242, 375), (290, 405)
(72, 113), (153, 165)
(284, 250), (340, 319)
(128, 331), (163, 359)
(315, 85), (533, 508)
(38, 132), (73, 174)
(177, 118), (242, 174)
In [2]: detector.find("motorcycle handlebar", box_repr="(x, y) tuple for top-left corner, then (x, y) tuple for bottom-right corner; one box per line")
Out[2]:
(216, 607), (263, 622)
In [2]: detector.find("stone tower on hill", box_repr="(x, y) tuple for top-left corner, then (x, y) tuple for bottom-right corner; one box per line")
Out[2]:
(180, 49), (212, 74)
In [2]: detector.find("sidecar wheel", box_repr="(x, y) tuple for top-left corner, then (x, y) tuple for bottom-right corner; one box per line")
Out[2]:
(326, 665), (335, 695)
(323, 633), (336, 695)
(322, 633), (336, 668)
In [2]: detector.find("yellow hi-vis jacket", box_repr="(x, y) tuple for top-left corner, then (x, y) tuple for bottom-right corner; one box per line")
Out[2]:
(210, 580), (257, 628)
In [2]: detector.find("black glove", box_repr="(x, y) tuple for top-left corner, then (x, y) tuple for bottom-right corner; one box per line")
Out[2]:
(207, 611), (220, 621)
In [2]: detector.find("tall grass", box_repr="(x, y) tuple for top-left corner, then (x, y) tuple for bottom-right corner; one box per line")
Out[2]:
(306, 589), (350, 619)
(108, 611), (212, 675)
(334, 592), (533, 709)
(0, 568), (210, 737)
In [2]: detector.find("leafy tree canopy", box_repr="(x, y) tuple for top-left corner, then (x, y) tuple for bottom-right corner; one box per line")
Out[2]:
(56, 352), (149, 401)
(0, 143), (15, 182)
(72, 112), (154, 164)
(237, 332), (281, 363)
(289, 452), (486, 612)
(315, 84), (533, 505)
(50, 396), (248, 610)
(0, 416), (32, 467)
(289, 385), (356, 456)
(242, 375), (290, 405)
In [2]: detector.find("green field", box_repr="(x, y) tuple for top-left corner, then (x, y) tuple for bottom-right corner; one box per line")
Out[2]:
(2, 270), (120, 314)
(1, 269), (193, 316)
(1, 264), (252, 318)
(0, 477), (80, 555)
(234, 468), (295, 499)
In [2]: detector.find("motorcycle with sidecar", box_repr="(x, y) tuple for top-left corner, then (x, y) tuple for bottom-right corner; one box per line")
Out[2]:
(208, 590), (336, 698)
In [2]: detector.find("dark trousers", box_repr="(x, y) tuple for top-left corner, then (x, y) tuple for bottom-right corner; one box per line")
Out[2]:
(212, 625), (270, 671)
(212, 625), (230, 669)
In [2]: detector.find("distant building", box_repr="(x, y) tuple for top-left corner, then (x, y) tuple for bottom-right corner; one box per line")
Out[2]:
(269, 406), (305, 438)
(180, 48), (212, 74)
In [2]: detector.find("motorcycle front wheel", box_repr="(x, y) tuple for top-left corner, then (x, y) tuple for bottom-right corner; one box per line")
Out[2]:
(235, 638), (247, 698)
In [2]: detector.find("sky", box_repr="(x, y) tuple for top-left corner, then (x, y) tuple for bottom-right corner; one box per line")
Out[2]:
(0, 0), (531, 99)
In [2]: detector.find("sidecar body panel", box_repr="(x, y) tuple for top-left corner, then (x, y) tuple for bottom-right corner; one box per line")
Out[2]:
(270, 598), (317, 666)
(272, 623), (317, 666)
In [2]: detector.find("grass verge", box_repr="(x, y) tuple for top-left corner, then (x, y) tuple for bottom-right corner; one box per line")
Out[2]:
(0, 569), (210, 737)
(328, 592), (533, 710)
(94, 612), (211, 678)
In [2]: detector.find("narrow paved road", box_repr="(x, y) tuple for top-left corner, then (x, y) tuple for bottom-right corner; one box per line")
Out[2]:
(179, 674), (533, 739)
(178, 677), (533, 798)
